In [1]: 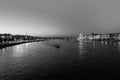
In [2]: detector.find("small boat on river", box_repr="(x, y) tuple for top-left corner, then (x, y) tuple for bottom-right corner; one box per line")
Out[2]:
(53, 44), (60, 48)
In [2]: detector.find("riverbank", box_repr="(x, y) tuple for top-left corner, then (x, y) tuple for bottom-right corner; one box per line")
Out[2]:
(77, 39), (120, 42)
(92, 39), (120, 42)
(0, 40), (44, 49)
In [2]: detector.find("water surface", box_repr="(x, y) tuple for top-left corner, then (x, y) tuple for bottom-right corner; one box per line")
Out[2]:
(0, 39), (120, 79)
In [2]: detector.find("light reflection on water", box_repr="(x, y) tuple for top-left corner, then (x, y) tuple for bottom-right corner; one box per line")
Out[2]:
(79, 41), (85, 60)
(0, 48), (6, 54)
(78, 40), (120, 62)
(117, 42), (120, 53)
(12, 43), (29, 57)
(0, 40), (120, 79)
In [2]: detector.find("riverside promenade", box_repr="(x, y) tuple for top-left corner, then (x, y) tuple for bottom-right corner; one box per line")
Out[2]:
(0, 39), (44, 49)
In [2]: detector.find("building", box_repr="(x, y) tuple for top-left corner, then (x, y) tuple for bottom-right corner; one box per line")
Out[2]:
(100, 34), (110, 40)
(86, 34), (93, 40)
(118, 34), (120, 40)
(77, 32), (87, 40)
(77, 32), (120, 41)
(93, 34), (101, 40)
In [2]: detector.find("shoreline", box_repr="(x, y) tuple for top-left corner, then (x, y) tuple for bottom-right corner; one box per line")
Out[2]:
(77, 39), (120, 42)
(0, 40), (43, 49)
(0, 42), (27, 49)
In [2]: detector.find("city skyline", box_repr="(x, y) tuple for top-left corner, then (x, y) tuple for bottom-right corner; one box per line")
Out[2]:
(0, 0), (120, 37)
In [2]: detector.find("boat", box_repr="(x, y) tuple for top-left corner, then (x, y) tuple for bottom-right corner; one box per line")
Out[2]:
(53, 44), (60, 48)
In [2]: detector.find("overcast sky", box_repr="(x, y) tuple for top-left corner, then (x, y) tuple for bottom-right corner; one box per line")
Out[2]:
(0, 0), (120, 36)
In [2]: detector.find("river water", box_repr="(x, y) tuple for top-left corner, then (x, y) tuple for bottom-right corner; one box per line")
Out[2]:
(0, 39), (120, 79)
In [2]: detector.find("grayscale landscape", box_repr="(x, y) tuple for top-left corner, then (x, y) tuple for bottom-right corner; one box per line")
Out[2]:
(0, 0), (120, 80)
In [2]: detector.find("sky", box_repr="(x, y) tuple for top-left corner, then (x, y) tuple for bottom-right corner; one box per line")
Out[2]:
(0, 0), (120, 37)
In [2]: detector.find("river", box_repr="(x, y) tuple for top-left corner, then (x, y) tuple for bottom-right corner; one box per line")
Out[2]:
(0, 39), (120, 79)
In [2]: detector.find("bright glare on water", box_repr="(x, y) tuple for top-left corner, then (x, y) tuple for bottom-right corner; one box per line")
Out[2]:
(0, 39), (120, 79)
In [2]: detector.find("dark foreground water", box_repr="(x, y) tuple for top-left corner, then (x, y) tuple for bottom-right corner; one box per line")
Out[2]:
(0, 39), (120, 79)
